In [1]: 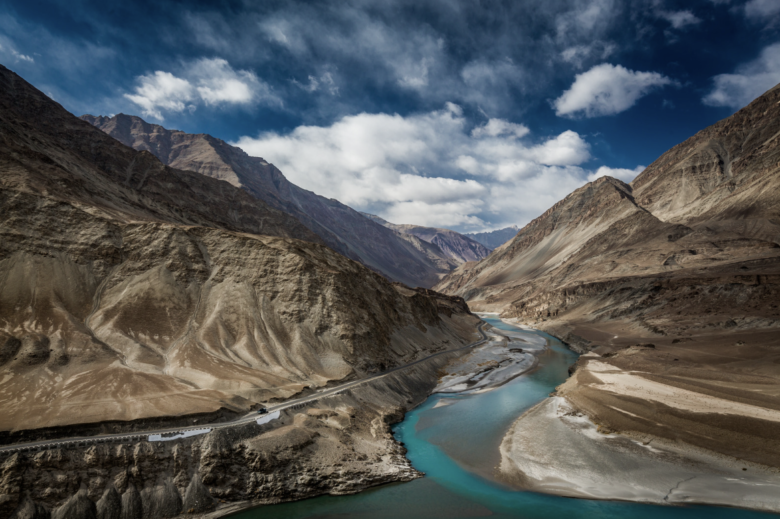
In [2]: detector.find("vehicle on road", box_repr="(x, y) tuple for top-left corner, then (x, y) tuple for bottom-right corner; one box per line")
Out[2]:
(257, 407), (268, 414)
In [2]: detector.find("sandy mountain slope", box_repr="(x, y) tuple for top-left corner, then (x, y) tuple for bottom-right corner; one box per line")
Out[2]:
(464, 226), (519, 249)
(0, 64), (479, 433)
(362, 213), (491, 264)
(436, 84), (780, 469)
(81, 114), (451, 288)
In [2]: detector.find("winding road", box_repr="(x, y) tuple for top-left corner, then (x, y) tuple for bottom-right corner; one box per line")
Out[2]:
(0, 321), (488, 455)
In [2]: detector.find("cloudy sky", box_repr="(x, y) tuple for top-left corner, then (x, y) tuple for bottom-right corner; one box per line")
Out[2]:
(2, 0), (779, 232)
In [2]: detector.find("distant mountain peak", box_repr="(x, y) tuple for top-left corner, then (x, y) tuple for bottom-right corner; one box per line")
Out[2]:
(363, 214), (491, 265)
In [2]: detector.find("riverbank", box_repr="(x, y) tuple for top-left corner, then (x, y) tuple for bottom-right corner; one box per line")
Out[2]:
(225, 317), (773, 519)
(498, 320), (780, 513)
(500, 396), (780, 511)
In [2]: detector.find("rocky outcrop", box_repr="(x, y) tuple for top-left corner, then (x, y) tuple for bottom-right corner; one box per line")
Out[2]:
(0, 344), (468, 518)
(120, 484), (142, 519)
(81, 114), (454, 288)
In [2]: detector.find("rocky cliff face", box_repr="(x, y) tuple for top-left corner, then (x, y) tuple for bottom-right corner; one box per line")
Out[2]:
(81, 114), (453, 288)
(0, 64), (481, 516)
(435, 84), (780, 466)
(1, 350), (468, 519)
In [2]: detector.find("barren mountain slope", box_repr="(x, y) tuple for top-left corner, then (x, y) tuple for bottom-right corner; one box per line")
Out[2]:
(436, 84), (780, 471)
(0, 73), (319, 246)
(0, 65), (479, 433)
(82, 114), (451, 288)
(361, 213), (491, 264)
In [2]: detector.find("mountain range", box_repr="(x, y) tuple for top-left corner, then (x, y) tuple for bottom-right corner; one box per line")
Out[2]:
(361, 213), (491, 264)
(0, 64), (478, 434)
(81, 113), (469, 288)
(464, 226), (519, 249)
(437, 84), (780, 468)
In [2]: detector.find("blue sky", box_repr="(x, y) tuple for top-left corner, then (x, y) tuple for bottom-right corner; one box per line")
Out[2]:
(2, 0), (779, 231)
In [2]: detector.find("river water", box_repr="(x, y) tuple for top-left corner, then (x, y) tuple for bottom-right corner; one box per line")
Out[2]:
(233, 317), (772, 519)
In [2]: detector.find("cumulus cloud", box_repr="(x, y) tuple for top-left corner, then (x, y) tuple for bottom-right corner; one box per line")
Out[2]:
(587, 165), (645, 183)
(234, 105), (609, 230)
(125, 71), (195, 120)
(125, 58), (279, 120)
(703, 43), (780, 109)
(744, 0), (780, 19)
(554, 63), (674, 118)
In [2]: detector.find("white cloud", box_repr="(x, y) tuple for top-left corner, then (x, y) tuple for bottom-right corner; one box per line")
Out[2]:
(587, 165), (645, 183)
(744, 0), (780, 19)
(471, 118), (529, 139)
(259, 10), (445, 94)
(233, 105), (612, 230)
(294, 72), (339, 95)
(124, 58), (278, 120)
(703, 43), (780, 109)
(0, 39), (34, 64)
(554, 63), (674, 118)
(561, 42), (616, 68)
(657, 10), (701, 29)
(124, 71), (195, 120)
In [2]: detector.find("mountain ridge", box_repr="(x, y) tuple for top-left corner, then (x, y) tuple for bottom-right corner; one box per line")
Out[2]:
(360, 213), (491, 265)
(81, 113), (455, 288)
(464, 226), (519, 250)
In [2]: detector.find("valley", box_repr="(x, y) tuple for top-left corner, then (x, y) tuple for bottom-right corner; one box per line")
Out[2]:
(436, 84), (780, 504)
(0, 52), (779, 519)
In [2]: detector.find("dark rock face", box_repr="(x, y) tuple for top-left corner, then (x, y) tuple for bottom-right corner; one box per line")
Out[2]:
(82, 114), (452, 288)
(0, 334), (21, 366)
(181, 474), (214, 513)
(52, 489), (96, 519)
(140, 480), (181, 519)
(9, 495), (49, 519)
(95, 486), (121, 519)
(17, 335), (50, 366)
(119, 484), (142, 519)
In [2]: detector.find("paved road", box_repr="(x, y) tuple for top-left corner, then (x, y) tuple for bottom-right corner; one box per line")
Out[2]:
(0, 321), (488, 454)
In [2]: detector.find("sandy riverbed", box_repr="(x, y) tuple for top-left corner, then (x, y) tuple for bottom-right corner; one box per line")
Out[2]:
(434, 321), (546, 394)
(499, 395), (780, 511)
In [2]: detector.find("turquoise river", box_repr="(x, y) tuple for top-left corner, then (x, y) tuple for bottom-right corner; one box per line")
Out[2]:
(233, 316), (773, 519)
